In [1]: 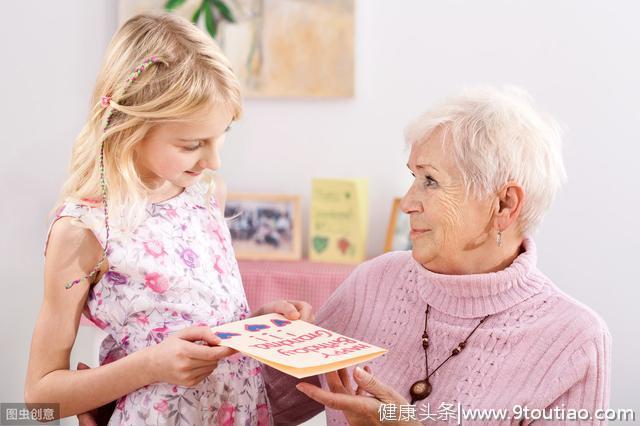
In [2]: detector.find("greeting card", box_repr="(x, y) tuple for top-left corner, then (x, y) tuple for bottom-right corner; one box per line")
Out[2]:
(309, 178), (368, 264)
(210, 313), (386, 378)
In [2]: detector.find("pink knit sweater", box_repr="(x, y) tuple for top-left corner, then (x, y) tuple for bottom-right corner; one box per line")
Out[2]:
(265, 238), (611, 425)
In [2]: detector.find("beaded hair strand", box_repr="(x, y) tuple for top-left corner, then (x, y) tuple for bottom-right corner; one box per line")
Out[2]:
(64, 56), (160, 289)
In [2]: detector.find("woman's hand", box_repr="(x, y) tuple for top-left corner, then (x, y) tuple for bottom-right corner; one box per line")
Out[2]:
(252, 299), (314, 322)
(147, 326), (236, 387)
(296, 366), (420, 426)
(76, 362), (116, 426)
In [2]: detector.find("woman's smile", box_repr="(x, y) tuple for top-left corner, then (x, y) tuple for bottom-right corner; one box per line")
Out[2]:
(410, 227), (431, 239)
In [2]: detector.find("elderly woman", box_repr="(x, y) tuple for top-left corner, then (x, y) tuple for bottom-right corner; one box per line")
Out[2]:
(266, 87), (611, 425)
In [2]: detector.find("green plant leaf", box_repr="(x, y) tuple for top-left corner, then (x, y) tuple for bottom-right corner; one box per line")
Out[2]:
(191, 1), (204, 23)
(213, 0), (236, 23)
(164, 0), (187, 11)
(204, 2), (218, 38)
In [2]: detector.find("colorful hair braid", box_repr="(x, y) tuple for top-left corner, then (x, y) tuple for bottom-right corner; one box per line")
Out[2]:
(65, 56), (160, 289)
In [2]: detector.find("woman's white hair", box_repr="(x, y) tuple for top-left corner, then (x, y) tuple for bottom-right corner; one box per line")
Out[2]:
(404, 86), (567, 234)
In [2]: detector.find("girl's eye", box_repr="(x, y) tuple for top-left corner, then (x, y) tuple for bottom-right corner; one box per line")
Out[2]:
(183, 143), (201, 151)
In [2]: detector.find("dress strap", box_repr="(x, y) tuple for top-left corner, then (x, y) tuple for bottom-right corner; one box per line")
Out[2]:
(44, 201), (108, 288)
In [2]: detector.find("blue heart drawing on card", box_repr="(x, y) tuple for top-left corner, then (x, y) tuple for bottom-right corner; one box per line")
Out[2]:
(215, 331), (241, 340)
(271, 319), (291, 327)
(245, 324), (270, 332)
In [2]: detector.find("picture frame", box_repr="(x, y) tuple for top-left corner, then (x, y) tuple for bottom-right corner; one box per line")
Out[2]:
(224, 193), (302, 261)
(384, 197), (412, 252)
(118, 0), (354, 98)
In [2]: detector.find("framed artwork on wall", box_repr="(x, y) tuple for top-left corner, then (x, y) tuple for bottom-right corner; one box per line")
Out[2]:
(118, 0), (355, 97)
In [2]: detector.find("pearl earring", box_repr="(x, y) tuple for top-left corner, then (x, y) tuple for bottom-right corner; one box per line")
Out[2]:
(496, 229), (503, 247)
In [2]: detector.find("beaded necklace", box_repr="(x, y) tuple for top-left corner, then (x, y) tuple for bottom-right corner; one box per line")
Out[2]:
(409, 305), (490, 404)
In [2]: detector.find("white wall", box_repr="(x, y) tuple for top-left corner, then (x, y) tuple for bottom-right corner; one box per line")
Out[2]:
(1, 0), (638, 420)
(0, 2), (119, 423)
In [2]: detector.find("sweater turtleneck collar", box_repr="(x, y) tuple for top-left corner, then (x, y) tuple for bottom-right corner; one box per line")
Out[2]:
(410, 237), (546, 318)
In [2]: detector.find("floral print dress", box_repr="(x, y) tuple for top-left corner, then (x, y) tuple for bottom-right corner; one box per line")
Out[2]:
(47, 182), (271, 425)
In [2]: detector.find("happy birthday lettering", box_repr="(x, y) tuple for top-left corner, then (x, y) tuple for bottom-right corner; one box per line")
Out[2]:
(321, 343), (371, 358)
(276, 336), (369, 357)
(250, 330), (333, 350)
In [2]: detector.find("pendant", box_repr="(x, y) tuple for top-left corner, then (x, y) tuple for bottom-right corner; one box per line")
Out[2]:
(409, 379), (432, 403)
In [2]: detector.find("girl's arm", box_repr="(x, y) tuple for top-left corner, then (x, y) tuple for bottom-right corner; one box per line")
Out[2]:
(25, 217), (235, 420)
(24, 217), (155, 419)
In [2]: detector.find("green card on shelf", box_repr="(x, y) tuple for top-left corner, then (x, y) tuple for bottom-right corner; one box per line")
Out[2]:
(309, 178), (368, 264)
(210, 314), (386, 379)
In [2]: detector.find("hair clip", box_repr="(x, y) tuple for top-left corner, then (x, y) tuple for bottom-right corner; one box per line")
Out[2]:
(100, 95), (112, 108)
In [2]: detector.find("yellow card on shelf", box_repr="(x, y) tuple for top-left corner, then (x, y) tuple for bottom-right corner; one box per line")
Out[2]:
(309, 178), (368, 264)
(210, 313), (386, 379)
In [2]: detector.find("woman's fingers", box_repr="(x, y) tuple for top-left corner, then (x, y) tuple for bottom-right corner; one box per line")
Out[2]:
(288, 300), (314, 322)
(75, 362), (100, 426)
(254, 299), (314, 321)
(296, 382), (369, 413)
(355, 366), (372, 396)
(256, 300), (299, 320)
(275, 300), (301, 320)
(337, 368), (354, 393)
(352, 367), (405, 404)
(77, 412), (98, 426)
(326, 370), (348, 394)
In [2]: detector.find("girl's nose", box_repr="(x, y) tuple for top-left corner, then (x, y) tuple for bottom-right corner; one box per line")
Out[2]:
(200, 144), (221, 171)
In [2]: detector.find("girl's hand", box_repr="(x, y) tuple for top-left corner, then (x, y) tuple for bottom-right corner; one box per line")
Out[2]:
(147, 326), (236, 387)
(296, 366), (420, 426)
(252, 300), (314, 322)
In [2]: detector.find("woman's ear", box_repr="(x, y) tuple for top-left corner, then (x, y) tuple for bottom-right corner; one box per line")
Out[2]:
(494, 182), (525, 232)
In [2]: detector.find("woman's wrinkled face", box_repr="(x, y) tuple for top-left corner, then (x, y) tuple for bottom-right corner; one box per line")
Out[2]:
(401, 127), (495, 274)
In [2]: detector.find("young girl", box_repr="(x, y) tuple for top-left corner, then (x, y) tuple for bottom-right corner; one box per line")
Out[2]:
(24, 12), (310, 425)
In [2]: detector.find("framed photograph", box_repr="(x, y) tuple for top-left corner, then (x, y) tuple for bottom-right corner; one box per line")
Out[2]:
(224, 193), (302, 260)
(384, 197), (412, 252)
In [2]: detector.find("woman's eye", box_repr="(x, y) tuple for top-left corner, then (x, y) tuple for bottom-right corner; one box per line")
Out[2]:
(183, 143), (201, 151)
(423, 175), (438, 188)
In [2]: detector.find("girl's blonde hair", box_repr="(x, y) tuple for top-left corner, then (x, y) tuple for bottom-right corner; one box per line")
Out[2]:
(55, 12), (241, 229)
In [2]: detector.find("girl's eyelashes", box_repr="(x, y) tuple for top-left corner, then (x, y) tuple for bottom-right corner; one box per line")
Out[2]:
(183, 142), (202, 151)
